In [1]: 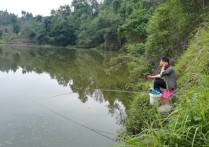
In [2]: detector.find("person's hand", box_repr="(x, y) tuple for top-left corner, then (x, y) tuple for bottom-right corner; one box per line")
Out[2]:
(147, 75), (152, 79)
(163, 62), (168, 68)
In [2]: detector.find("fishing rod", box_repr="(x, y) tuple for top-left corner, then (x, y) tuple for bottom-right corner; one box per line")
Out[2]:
(34, 101), (118, 143)
(96, 88), (141, 94)
(37, 88), (140, 101)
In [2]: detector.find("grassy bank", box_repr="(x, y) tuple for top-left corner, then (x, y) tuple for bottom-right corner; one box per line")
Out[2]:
(122, 24), (209, 146)
(0, 33), (16, 44)
(0, 33), (35, 44)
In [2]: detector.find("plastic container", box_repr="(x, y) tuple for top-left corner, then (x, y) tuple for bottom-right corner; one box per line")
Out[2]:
(149, 89), (162, 106)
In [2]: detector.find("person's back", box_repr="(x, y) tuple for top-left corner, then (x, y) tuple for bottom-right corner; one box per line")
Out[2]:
(160, 65), (177, 90)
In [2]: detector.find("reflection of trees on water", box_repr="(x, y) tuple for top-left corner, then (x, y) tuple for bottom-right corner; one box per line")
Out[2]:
(108, 99), (127, 125)
(0, 46), (132, 124)
(92, 89), (104, 103)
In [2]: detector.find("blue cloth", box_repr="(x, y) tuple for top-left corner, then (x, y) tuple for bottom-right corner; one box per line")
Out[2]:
(149, 89), (161, 95)
(154, 88), (163, 94)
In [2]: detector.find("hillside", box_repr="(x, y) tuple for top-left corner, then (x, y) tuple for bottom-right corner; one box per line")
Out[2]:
(123, 24), (209, 146)
(0, 34), (35, 45)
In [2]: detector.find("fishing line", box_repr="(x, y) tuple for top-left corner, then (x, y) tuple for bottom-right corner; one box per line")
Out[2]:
(34, 88), (135, 142)
(38, 88), (139, 101)
(95, 89), (141, 94)
(38, 92), (75, 100)
(34, 101), (118, 142)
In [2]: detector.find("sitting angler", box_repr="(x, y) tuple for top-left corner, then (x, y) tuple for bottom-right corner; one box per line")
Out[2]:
(147, 57), (177, 102)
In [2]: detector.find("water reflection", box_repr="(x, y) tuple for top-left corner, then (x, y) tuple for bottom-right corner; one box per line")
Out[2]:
(92, 89), (104, 103)
(0, 45), (132, 124)
(0, 45), (137, 146)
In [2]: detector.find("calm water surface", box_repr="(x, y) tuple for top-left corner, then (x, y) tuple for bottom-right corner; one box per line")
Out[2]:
(0, 45), (132, 147)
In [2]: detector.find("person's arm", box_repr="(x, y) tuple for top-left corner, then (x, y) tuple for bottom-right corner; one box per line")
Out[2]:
(160, 66), (173, 77)
(147, 62), (169, 79)
(147, 74), (160, 79)
(160, 62), (167, 74)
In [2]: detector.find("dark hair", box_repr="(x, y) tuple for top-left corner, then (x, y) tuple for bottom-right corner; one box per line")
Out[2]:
(161, 57), (170, 64)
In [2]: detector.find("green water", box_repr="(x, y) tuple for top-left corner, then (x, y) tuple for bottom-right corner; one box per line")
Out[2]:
(0, 45), (133, 147)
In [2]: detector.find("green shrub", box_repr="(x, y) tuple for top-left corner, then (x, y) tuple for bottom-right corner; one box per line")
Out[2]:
(128, 56), (150, 82)
(124, 92), (161, 135)
(145, 0), (209, 66)
(124, 43), (145, 56)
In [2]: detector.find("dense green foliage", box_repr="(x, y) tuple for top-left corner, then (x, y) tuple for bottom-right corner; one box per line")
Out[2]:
(0, 0), (155, 50)
(146, 0), (209, 66)
(0, 10), (20, 35)
(0, 10), (15, 25)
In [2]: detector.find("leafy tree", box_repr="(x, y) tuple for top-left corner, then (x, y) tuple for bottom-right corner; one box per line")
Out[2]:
(145, 0), (209, 66)
(76, 18), (99, 47)
(72, 0), (92, 18)
(35, 15), (43, 22)
(89, 0), (99, 15)
(0, 10), (13, 25)
(51, 5), (71, 17)
(93, 9), (122, 50)
(13, 22), (20, 34)
(37, 31), (49, 44)
(11, 14), (20, 34)
(21, 22), (36, 39)
(25, 12), (33, 20)
(21, 10), (26, 18)
(36, 19), (51, 44)
(119, 7), (151, 42)
(50, 17), (76, 46)
(43, 17), (52, 32)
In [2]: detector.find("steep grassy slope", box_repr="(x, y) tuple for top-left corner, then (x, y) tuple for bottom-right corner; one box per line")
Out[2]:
(123, 24), (209, 146)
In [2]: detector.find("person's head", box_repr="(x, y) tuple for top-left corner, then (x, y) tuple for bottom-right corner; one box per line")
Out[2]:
(160, 57), (170, 66)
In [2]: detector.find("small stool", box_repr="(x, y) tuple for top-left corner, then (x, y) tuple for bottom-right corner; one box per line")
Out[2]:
(162, 89), (175, 104)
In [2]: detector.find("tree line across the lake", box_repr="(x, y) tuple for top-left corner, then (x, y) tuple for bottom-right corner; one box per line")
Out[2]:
(0, 0), (208, 65)
(0, 0), (155, 50)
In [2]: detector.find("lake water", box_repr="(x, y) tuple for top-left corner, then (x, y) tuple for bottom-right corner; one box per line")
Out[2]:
(0, 45), (133, 147)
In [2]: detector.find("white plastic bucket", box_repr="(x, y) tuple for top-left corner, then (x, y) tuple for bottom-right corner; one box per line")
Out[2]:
(149, 93), (162, 106)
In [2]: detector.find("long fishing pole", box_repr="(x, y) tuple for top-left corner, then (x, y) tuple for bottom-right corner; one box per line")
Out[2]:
(97, 88), (141, 94)
(34, 101), (118, 143)
(37, 88), (140, 101)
